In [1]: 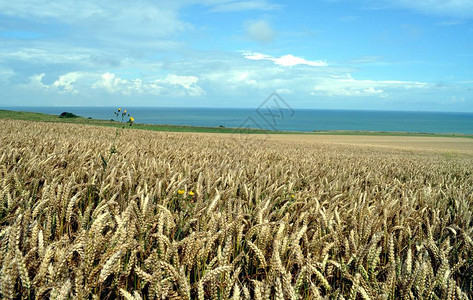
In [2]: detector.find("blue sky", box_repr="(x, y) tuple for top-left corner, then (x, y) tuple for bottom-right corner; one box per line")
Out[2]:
(0, 0), (472, 111)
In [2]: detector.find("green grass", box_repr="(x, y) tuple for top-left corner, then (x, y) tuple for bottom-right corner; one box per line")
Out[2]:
(0, 109), (272, 134)
(1, 109), (472, 138)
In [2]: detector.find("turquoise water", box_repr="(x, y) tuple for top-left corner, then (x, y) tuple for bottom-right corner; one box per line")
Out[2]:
(3, 106), (473, 134)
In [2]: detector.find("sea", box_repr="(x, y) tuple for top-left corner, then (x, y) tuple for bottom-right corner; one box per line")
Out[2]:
(3, 106), (473, 134)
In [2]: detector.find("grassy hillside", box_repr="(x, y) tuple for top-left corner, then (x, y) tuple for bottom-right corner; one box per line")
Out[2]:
(0, 109), (267, 134)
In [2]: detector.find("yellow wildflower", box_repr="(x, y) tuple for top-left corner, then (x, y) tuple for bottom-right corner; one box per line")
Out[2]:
(124, 109), (127, 114)
(178, 189), (185, 195)
(290, 194), (295, 198)
(118, 108), (122, 112)
(189, 191), (195, 196)
(130, 116), (134, 122)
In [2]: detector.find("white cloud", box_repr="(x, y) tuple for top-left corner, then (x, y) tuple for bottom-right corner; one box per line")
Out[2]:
(164, 74), (197, 88)
(17, 71), (205, 98)
(53, 72), (84, 94)
(313, 74), (428, 97)
(243, 52), (328, 67)
(242, 52), (272, 60)
(0, 1), (190, 37)
(275, 88), (293, 94)
(245, 20), (275, 43)
(363, 87), (384, 95)
(0, 47), (92, 65)
(92, 72), (205, 97)
(93, 72), (129, 94)
(5, 51), (454, 108)
(202, 69), (262, 93)
(275, 55), (328, 67)
(27, 73), (49, 90)
(163, 74), (205, 97)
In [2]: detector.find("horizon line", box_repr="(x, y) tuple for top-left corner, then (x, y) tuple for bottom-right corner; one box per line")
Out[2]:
(1, 105), (472, 114)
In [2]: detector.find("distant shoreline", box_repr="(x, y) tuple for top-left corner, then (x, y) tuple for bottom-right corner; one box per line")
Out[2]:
(1, 109), (472, 138)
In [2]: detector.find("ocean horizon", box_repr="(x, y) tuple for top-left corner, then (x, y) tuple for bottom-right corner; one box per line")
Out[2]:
(2, 106), (473, 134)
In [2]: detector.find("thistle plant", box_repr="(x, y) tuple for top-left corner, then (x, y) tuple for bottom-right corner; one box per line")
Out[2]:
(110, 108), (134, 154)
(100, 108), (134, 171)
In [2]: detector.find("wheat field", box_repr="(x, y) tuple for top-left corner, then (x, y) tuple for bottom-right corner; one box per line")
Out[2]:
(1, 119), (472, 299)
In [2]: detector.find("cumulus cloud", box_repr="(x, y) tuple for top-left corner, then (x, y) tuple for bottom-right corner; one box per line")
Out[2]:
(27, 73), (49, 90)
(165, 74), (197, 88)
(53, 72), (84, 94)
(243, 52), (328, 67)
(93, 72), (130, 94)
(203, 69), (264, 93)
(245, 20), (276, 43)
(159, 53), (433, 100)
(19, 71), (205, 98)
(163, 75), (205, 96)
(313, 74), (428, 97)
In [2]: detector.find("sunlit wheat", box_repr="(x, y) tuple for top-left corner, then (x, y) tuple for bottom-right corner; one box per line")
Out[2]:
(0, 119), (472, 299)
